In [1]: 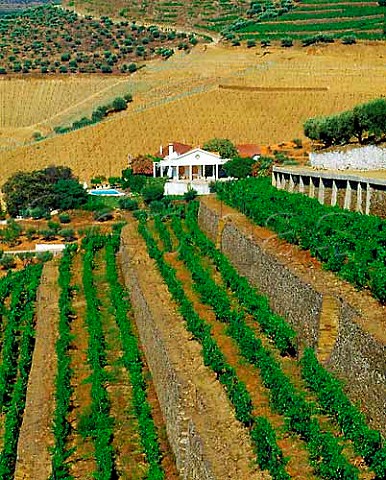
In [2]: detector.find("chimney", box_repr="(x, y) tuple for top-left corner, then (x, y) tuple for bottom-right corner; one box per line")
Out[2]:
(168, 143), (174, 157)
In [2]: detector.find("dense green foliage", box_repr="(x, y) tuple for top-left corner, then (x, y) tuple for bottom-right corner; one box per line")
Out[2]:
(0, 5), (199, 74)
(304, 97), (386, 146)
(215, 177), (386, 303)
(138, 217), (292, 480)
(203, 138), (238, 159)
(53, 95), (133, 136)
(224, 156), (255, 178)
(0, 264), (43, 479)
(2, 166), (87, 217)
(50, 245), (77, 480)
(169, 213), (359, 480)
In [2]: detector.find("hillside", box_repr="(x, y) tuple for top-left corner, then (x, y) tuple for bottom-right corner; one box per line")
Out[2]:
(0, 5), (198, 74)
(1, 42), (386, 184)
(231, 0), (386, 41)
(0, 0), (55, 15)
(63, 0), (386, 41)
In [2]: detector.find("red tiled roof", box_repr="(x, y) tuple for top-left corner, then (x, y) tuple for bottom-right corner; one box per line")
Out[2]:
(157, 142), (192, 158)
(236, 144), (261, 158)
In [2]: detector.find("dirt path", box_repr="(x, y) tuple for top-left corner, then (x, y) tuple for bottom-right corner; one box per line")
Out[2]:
(14, 260), (59, 480)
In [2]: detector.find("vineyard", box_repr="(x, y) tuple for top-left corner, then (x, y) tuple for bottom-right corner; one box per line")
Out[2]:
(215, 177), (386, 302)
(64, 0), (386, 43)
(0, 263), (43, 478)
(2, 40), (386, 183)
(231, 0), (386, 41)
(0, 230), (176, 479)
(136, 202), (386, 480)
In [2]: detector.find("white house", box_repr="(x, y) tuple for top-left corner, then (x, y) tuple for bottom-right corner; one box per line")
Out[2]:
(153, 144), (230, 195)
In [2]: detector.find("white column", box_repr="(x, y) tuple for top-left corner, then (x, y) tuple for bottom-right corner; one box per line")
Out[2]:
(276, 173), (281, 189)
(365, 183), (372, 215)
(160, 166), (164, 177)
(356, 182), (363, 213)
(215, 164), (219, 180)
(331, 180), (338, 206)
(153, 162), (156, 178)
(318, 178), (325, 205)
(289, 175), (295, 193)
(343, 180), (352, 210)
(309, 177), (315, 198)
(299, 176), (305, 193)
(189, 165), (192, 181)
(272, 171), (277, 187)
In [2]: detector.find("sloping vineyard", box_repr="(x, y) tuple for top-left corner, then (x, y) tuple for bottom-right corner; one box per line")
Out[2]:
(137, 203), (386, 480)
(0, 264), (43, 478)
(215, 177), (386, 303)
(230, 0), (385, 41)
(49, 234), (169, 479)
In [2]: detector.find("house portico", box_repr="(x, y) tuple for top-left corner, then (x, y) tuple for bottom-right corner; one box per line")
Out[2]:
(153, 145), (230, 194)
(153, 147), (227, 182)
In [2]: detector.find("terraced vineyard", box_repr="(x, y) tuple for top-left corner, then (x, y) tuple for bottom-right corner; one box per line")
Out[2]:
(137, 203), (386, 480)
(0, 233), (175, 479)
(0, 264), (43, 478)
(66, 0), (386, 41)
(49, 234), (172, 479)
(232, 0), (386, 41)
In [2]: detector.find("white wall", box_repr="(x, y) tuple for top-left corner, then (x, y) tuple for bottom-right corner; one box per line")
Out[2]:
(310, 146), (386, 171)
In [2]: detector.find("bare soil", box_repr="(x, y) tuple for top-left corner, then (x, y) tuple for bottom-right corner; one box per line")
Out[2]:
(13, 260), (59, 480)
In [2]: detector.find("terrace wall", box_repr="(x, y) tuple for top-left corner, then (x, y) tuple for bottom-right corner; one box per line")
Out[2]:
(119, 222), (267, 480)
(198, 197), (386, 436)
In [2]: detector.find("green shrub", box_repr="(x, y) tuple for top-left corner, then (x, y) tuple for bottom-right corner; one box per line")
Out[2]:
(118, 198), (138, 210)
(59, 213), (71, 224)
(281, 37), (293, 48)
(142, 183), (164, 204)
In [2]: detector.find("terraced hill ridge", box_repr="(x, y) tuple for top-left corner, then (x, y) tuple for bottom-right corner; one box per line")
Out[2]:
(64, 0), (385, 41)
(230, 0), (386, 41)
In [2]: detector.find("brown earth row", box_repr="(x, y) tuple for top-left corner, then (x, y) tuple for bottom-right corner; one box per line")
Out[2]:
(14, 260), (59, 480)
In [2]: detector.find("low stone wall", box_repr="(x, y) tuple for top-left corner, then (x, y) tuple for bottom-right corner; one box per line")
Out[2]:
(310, 145), (386, 170)
(119, 222), (267, 480)
(198, 197), (386, 435)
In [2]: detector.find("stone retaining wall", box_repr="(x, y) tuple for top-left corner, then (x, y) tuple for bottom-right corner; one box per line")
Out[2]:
(310, 145), (386, 170)
(198, 197), (386, 435)
(119, 222), (267, 480)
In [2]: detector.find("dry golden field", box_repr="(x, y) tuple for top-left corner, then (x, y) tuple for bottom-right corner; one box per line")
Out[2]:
(0, 75), (144, 148)
(1, 41), (386, 183)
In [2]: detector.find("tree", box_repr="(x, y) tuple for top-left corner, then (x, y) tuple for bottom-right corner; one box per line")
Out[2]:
(53, 179), (88, 210)
(112, 96), (127, 111)
(224, 157), (255, 178)
(2, 166), (86, 217)
(142, 182), (164, 204)
(203, 138), (238, 159)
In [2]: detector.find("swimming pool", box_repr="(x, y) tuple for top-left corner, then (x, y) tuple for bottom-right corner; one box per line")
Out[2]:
(88, 189), (125, 196)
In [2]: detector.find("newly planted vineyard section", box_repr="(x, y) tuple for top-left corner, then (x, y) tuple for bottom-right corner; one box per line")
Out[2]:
(138, 203), (386, 480)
